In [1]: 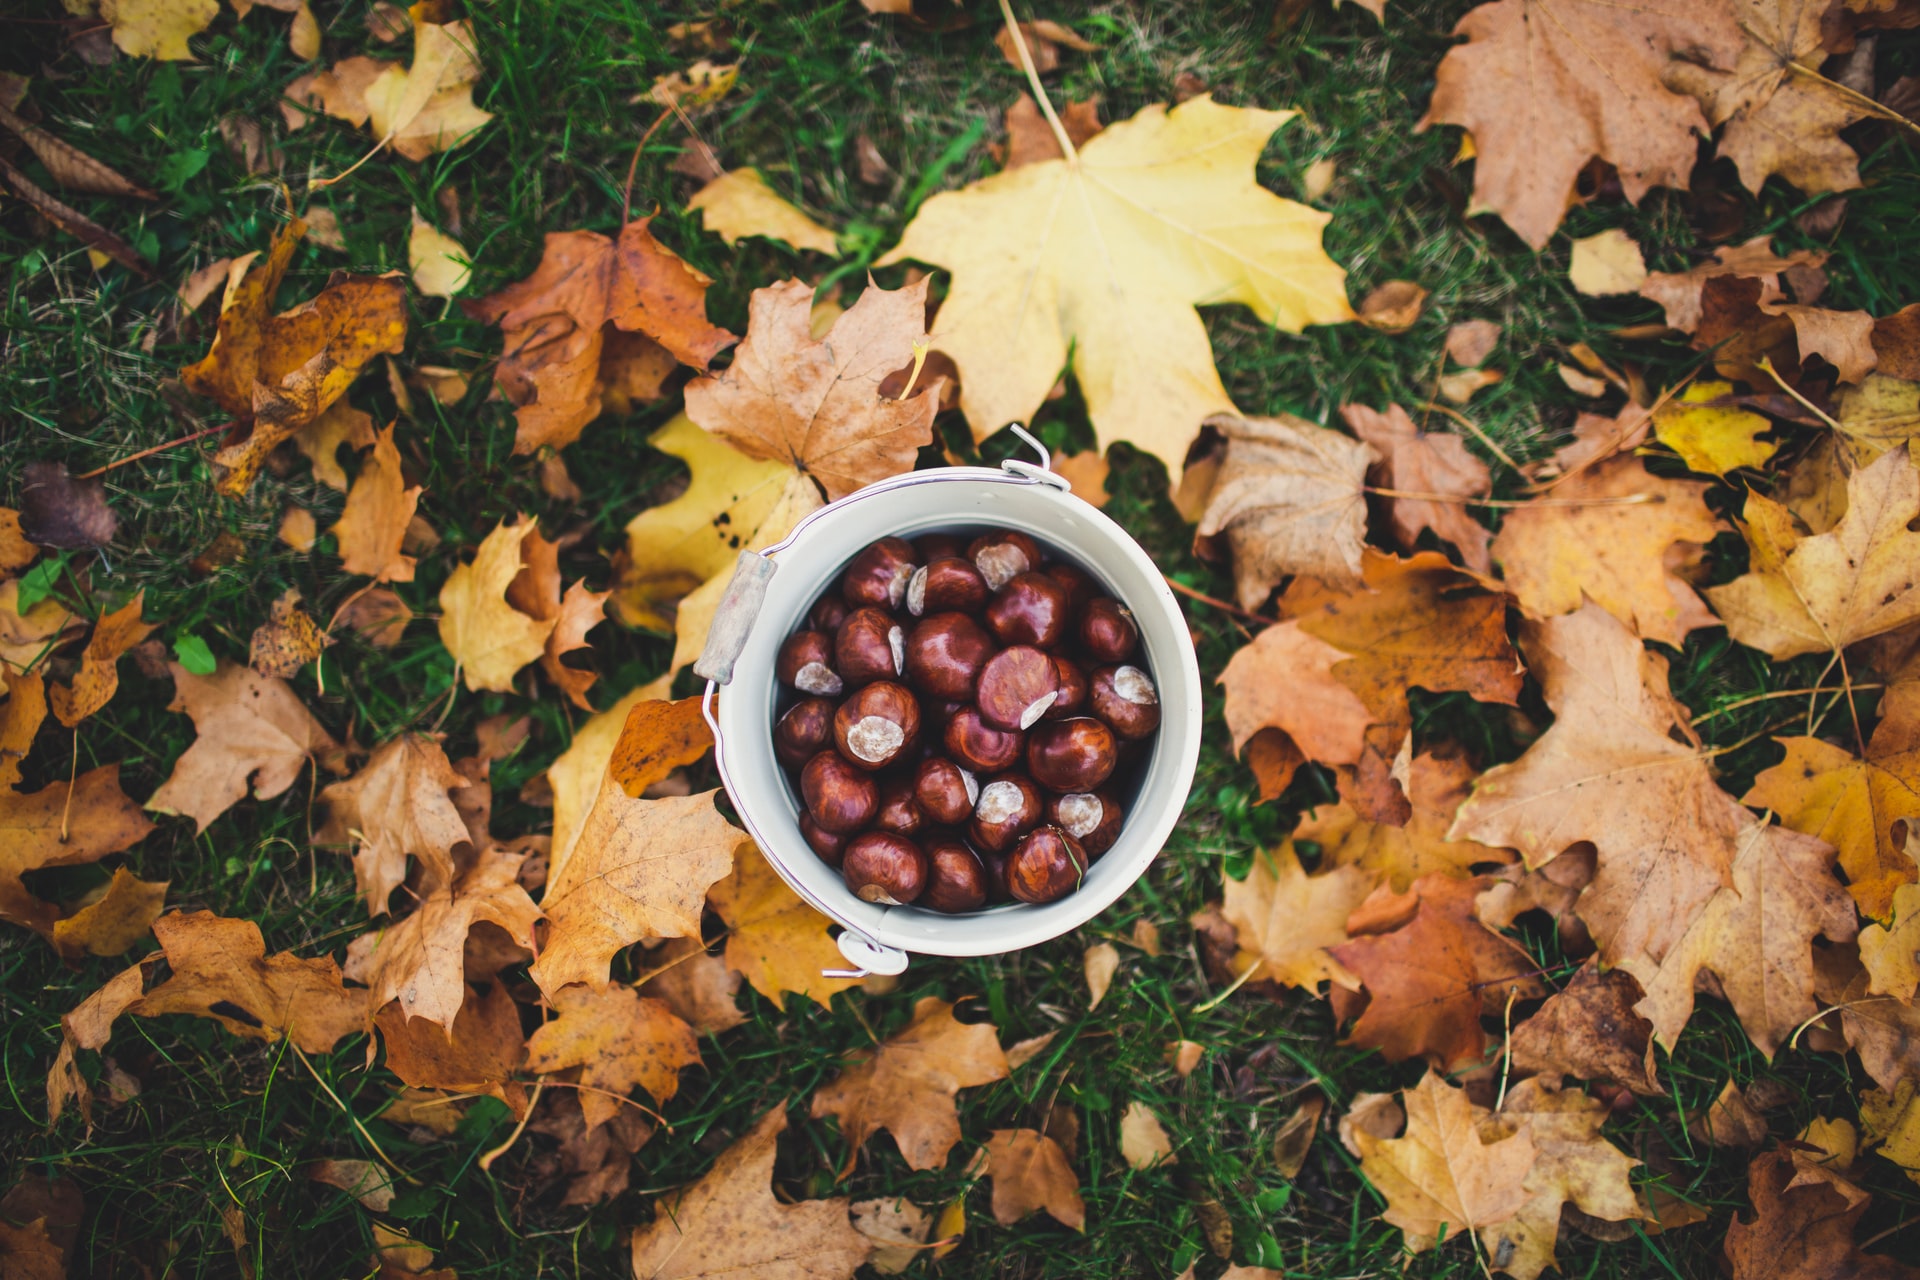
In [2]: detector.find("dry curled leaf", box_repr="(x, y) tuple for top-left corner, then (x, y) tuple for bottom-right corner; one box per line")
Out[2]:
(334, 424), (421, 583)
(1567, 229), (1648, 297)
(1218, 842), (1374, 992)
(438, 518), (559, 692)
(984, 1129), (1085, 1230)
(1300, 748), (1513, 891)
(1477, 1078), (1642, 1280)
(19, 461), (118, 551)
(638, 937), (745, 1036)
(526, 983), (700, 1130)
(50, 593), (151, 727)
(51, 868), (167, 960)
(136, 910), (367, 1051)
(319, 734), (468, 916)
(1356, 280), (1427, 333)
(1341, 403), (1492, 572)
(1000, 94), (1104, 169)
(248, 589), (330, 679)
(375, 980), (525, 1107)
(1, 766), (153, 935)
(1508, 961), (1661, 1096)
(1723, 1148), (1917, 1279)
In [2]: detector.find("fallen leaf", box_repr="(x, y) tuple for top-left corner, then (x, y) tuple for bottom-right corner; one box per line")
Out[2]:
(278, 507), (316, 551)
(0, 1219), (64, 1279)
(136, 910), (367, 1051)
(337, 587), (412, 648)
(1119, 1101), (1175, 1170)
(1053, 449), (1109, 508)
(850, 1198), (932, 1276)
(646, 58), (737, 109)
(810, 997), (1009, 1173)
(1300, 748), (1512, 891)
(0, 101), (153, 199)
(1556, 363), (1609, 398)
(1, 765), (153, 934)
(1708, 447), (1920, 659)
(48, 593), (151, 727)
(528, 1089), (651, 1206)
(1219, 625), (1371, 786)
(1636, 234), (1823, 333)
(1270, 1096), (1324, 1179)
(1357, 280), (1428, 333)
(1168, 1039), (1203, 1077)
(1194, 410), (1376, 607)
(1218, 842), (1374, 991)
(292, 399), (376, 491)
(1420, 2), (1742, 248)
(1446, 319), (1502, 368)
(346, 844), (539, 1031)
(538, 581), (608, 710)
(532, 787), (741, 996)
(1746, 682), (1920, 921)
(1491, 453), (1722, 647)
(880, 95), (1352, 485)
(1477, 1078), (1641, 1280)
(1860, 882), (1920, 997)
(1352, 1071), (1536, 1255)
(1083, 942), (1119, 1009)
(1451, 604), (1753, 977)
(1301, 155), (1337, 201)
(19, 460), (117, 551)
(638, 937), (745, 1036)
(408, 209), (469, 298)
(1723, 1148), (1917, 1279)
(628, 1105), (871, 1278)
(46, 957), (157, 1126)
(0, 161), (150, 278)
(1799, 1114), (1859, 1172)
(1006, 1032), (1058, 1071)
(1508, 961), (1661, 1095)
(356, 17), (491, 160)
(318, 734), (467, 915)
(438, 518), (559, 692)
(1691, 1079), (1771, 1148)
(684, 278), (938, 503)
(51, 867), (167, 958)
(375, 980), (525, 1106)
(1651, 380), (1776, 475)
(248, 589), (330, 679)
(1330, 873), (1546, 1069)
(1000, 94), (1104, 169)
(984, 1129), (1085, 1230)
(466, 220), (735, 453)
(288, 1), (319, 58)
(333, 424), (421, 583)
(526, 983), (699, 1130)
(307, 1159), (396, 1212)
(1341, 402), (1492, 572)
(0, 582), (80, 674)
(1340, 1091), (1406, 1158)
(993, 19), (1094, 72)
(688, 169), (840, 255)
(708, 841), (860, 1010)
(1568, 229), (1648, 296)
(1545, 403), (1652, 475)
(0, 510), (33, 577)
(0, 670), (46, 788)
(99, 0), (218, 59)
(1836, 374), (1920, 465)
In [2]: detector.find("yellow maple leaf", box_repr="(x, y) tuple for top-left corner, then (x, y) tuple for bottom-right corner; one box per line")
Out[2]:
(1217, 842), (1374, 991)
(1651, 380), (1776, 476)
(408, 209), (470, 298)
(100, 0), (218, 60)
(707, 841), (858, 1011)
(361, 18), (492, 161)
(690, 168), (840, 255)
(880, 94), (1352, 483)
(438, 518), (558, 692)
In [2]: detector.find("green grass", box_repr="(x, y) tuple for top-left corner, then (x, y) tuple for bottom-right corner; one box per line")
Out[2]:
(4, 1), (1920, 1277)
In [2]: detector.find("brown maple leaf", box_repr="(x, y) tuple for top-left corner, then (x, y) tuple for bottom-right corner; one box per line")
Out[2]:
(291, 399), (375, 491)
(1298, 748), (1515, 892)
(180, 219), (408, 495)
(467, 219), (735, 453)
(345, 846), (541, 1032)
(1638, 235), (1826, 334)
(707, 841), (859, 1011)
(0, 765), (152, 934)
(1352, 1071), (1536, 1255)
(1724, 1148), (1919, 1279)
(983, 1129), (1086, 1231)
(1193, 410), (1377, 609)
(146, 660), (344, 833)
(1451, 604), (1752, 976)
(318, 734), (471, 916)
(606, 694), (714, 798)
(1329, 873), (1546, 1069)
(49, 593), (151, 727)
(1492, 454), (1723, 648)
(375, 980), (526, 1111)
(1341, 403), (1493, 573)
(532, 786), (741, 997)
(539, 581), (609, 710)
(525, 983), (699, 1130)
(46, 956), (156, 1127)
(50, 867), (168, 960)
(438, 517), (559, 693)
(1822, 952), (1920, 1093)
(1218, 621), (1374, 776)
(528, 1090), (653, 1207)
(810, 997), (1010, 1175)
(333, 423), (421, 582)
(629, 1105), (870, 1278)
(1508, 961), (1662, 1097)
(1217, 841), (1375, 992)
(136, 910), (368, 1052)
(684, 278), (940, 503)
(637, 937), (745, 1036)
(1000, 94), (1103, 169)
(1476, 1078), (1642, 1280)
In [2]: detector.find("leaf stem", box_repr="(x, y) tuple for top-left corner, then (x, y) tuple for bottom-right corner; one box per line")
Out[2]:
(1364, 485), (1661, 509)
(996, 0), (1077, 164)
(73, 422), (233, 480)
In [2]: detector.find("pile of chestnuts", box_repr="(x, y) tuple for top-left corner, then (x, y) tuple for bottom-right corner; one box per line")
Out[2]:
(772, 530), (1161, 913)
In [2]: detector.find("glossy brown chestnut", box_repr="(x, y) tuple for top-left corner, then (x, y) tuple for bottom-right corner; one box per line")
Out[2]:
(1027, 717), (1118, 792)
(810, 595), (850, 634)
(842, 831), (929, 905)
(920, 838), (990, 913)
(1079, 597), (1139, 665)
(967, 773), (1045, 854)
(1045, 656), (1089, 719)
(1090, 664), (1161, 740)
(774, 697), (836, 768)
(1045, 561), (1097, 613)
(943, 707), (1025, 774)
(832, 681), (921, 771)
(984, 571), (1070, 649)
(968, 530), (1042, 591)
(904, 612), (996, 700)
(801, 750), (879, 834)
(913, 756), (979, 825)
(836, 608), (904, 686)
(800, 813), (850, 867)
(914, 532), (966, 562)
(841, 537), (917, 611)
(907, 556), (989, 617)
(1006, 826), (1088, 904)
(874, 778), (926, 837)
(1048, 788), (1122, 857)
(976, 645), (1061, 730)
(776, 631), (843, 697)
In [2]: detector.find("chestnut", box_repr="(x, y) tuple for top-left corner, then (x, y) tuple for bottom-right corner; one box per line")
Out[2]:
(1045, 561), (1097, 613)
(914, 756), (979, 825)
(874, 778), (926, 837)
(842, 831), (928, 905)
(774, 697), (836, 768)
(801, 813), (850, 868)
(979, 847), (1011, 903)
(1045, 656), (1089, 719)
(914, 532), (966, 562)
(837, 608), (905, 686)
(801, 750), (879, 834)
(811, 596), (850, 634)
(904, 612), (996, 700)
(1006, 826), (1088, 903)
(1090, 665), (1160, 740)
(1048, 789), (1122, 857)
(842, 537), (917, 611)
(920, 838), (990, 913)
(944, 706), (1025, 774)
(976, 645), (1060, 731)
(1027, 717), (1118, 792)
(1079, 598), (1138, 664)
(907, 556), (989, 617)
(984, 571), (1070, 649)
(832, 681), (921, 771)
(969, 530), (1042, 591)
(967, 773), (1044, 854)
(776, 631), (843, 697)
